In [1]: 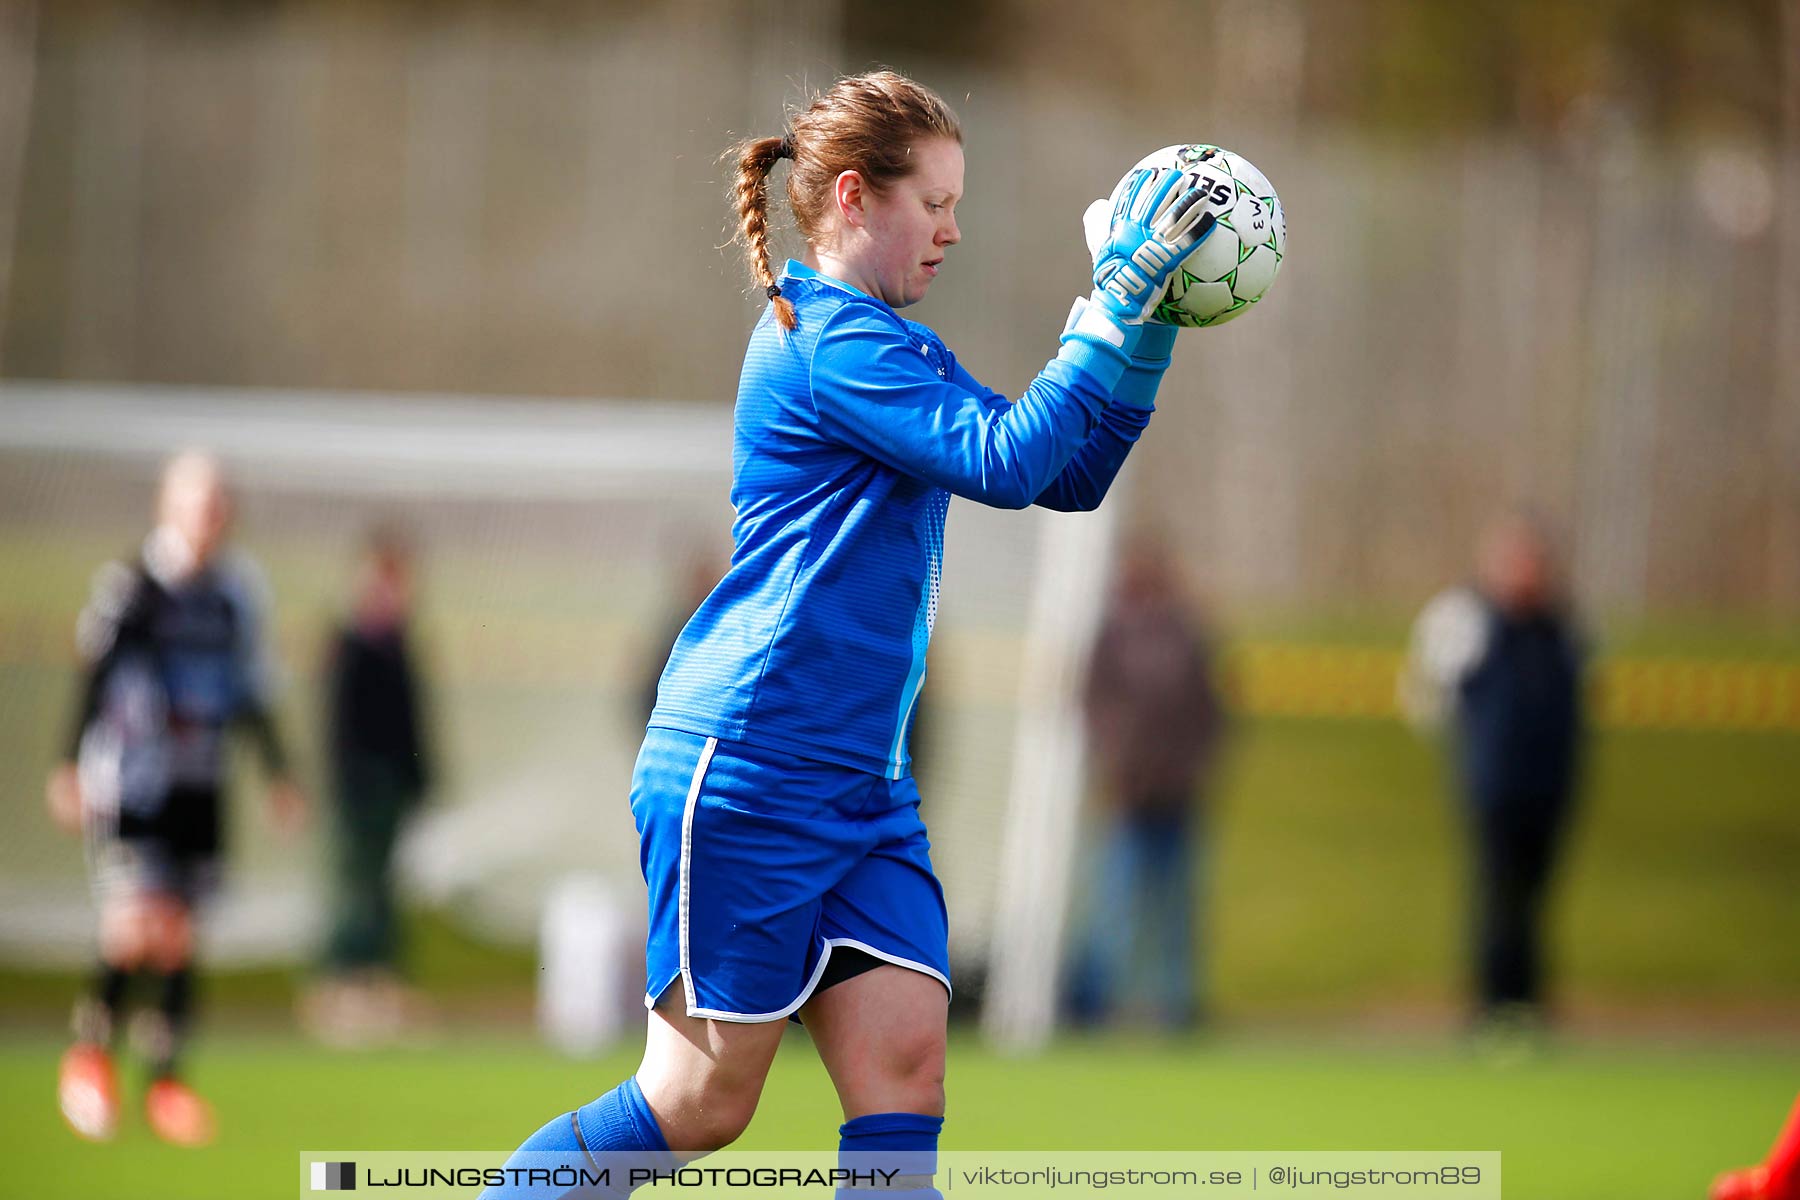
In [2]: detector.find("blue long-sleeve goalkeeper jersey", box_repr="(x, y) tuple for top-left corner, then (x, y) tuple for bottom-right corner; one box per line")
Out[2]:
(649, 260), (1171, 779)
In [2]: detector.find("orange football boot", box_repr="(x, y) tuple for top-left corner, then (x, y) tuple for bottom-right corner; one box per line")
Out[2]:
(57, 1043), (120, 1142)
(145, 1077), (217, 1148)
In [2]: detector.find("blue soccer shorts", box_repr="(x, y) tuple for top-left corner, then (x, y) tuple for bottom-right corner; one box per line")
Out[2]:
(631, 727), (951, 1023)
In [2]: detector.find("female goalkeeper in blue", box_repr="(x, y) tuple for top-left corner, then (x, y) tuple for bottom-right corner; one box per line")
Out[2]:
(486, 70), (1215, 1199)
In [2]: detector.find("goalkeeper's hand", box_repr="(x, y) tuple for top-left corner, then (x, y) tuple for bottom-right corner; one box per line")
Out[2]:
(1086, 168), (1217, 326)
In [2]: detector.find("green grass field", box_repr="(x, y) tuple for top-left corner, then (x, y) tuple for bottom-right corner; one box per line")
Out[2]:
(7, 1030), (1797, 1199)
(4, 518), (1797, 1198)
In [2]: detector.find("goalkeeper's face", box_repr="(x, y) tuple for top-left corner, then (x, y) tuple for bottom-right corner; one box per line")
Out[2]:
(855, 136), (962, 309)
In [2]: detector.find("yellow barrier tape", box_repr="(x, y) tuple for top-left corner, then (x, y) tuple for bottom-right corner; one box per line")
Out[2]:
(3, 612), (1795, 733)
(1223, 644), (1800, 732)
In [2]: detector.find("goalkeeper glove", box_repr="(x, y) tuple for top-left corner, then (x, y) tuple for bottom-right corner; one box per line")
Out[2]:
(1086, 168), (1217, 327)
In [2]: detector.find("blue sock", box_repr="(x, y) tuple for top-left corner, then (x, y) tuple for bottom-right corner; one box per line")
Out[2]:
(837, 1111), (944, 1198)
(481, 1077), (672, 1200)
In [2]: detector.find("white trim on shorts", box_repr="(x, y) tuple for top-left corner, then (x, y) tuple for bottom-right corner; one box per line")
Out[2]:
(643, 732), (952, 1024)
(654, 938), (951, 1024)
(676, 736), (719, 1008)
(824, 937), (952, 999)
(646, 938), (954, 1024)
(683, 940), (834, 1023)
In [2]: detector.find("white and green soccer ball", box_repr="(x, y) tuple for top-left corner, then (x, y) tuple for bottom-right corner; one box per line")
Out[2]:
(1104, 144), (1287, 328)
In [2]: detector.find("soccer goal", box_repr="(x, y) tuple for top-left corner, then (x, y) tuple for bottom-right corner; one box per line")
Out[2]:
(0, 381), (1113, 1052)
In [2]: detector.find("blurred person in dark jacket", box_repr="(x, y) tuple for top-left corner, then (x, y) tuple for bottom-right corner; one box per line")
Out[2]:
(1064, 533), (1227, 1030)
(1402, 511), (1584, 1032)
(305, 526), (433, 1045)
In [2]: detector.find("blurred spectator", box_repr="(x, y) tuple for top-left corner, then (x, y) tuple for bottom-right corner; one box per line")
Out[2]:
(302, 526), (434, 1047)
(1064, 534), (1228, 1030)
(1402, 511), (1585, 1033)
(50, 451), (302, 1146)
